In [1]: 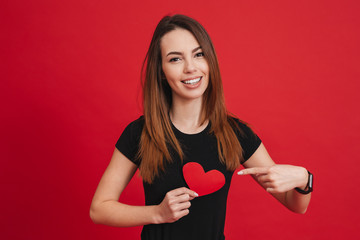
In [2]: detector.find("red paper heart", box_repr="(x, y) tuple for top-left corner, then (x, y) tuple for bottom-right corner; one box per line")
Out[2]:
(183, 162), (225, 196)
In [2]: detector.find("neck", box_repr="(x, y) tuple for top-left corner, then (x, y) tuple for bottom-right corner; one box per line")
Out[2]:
(169, 97), (208, 134)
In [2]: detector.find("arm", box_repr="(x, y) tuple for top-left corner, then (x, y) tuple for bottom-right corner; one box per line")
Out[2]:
(238, 143), (311, 214)
(89, 148), (198, 227)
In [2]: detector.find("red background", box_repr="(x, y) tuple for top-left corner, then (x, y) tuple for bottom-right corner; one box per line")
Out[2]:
(2, 0), (360, 239)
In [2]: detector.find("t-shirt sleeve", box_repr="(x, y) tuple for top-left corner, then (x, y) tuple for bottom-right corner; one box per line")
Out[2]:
(115, 116), (144, 166)
(234, 119), (262, 164)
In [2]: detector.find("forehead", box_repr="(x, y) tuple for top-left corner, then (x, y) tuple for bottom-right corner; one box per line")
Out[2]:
(160, 28), (200, 54)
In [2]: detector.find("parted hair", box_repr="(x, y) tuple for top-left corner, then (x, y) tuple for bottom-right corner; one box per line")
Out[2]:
(138, 14), (243, 183)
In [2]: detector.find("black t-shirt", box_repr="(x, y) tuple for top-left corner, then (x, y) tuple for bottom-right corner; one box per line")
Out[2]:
(116, 116), (261, 240)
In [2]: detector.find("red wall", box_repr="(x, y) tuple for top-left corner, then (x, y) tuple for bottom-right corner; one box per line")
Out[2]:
(2, 0), (359, 239)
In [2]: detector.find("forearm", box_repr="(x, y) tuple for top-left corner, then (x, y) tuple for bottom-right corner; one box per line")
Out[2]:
(283, 189), (311, 214)
(275, 169), (312, 214)
(283, 169), (312, 214)
(90, 200), (160, 227)
(240, 144), (312, 214)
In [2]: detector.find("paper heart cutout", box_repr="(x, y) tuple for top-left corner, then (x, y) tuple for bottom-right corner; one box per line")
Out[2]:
(183, 162), (225, 196)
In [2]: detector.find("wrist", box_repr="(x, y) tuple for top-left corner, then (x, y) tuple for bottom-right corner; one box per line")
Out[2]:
(297, 167), (309, 190)
(151, 205), (163, 224)
(295, 169), (313, 194)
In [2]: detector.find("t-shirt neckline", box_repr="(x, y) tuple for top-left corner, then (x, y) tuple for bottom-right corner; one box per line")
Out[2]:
(170, 120), (211, 137)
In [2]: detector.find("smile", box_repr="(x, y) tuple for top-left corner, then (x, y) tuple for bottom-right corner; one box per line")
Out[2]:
(181, 77), (202, 85)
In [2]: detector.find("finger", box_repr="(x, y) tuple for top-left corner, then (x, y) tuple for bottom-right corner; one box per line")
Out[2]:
(266, 185), (289, 193)
(181, 187), (199, 198)
(184, 188), (199, 198)
(176, 208), (190, 219)
(266, 187), (281, 193)
(171, 187), (199, 198)
(189, 195), (196, 201)
(257, 174), (271, 183)
(237, 167), (269, 176)
(174, 193), (191, 204)
(176, 201), (191, 211)
(261, 182), (273, 189)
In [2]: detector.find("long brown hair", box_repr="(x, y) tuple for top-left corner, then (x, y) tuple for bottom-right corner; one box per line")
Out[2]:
(138, 14), (243, 183)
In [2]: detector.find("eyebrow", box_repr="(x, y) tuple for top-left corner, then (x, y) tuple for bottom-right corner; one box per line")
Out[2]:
(166, 46), (202, 57)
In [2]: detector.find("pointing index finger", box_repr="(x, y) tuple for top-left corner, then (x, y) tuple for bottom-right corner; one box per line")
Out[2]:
(237, 167), (269, 175)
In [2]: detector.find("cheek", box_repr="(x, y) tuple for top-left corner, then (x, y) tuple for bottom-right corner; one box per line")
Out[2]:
(198, 61), (209, 75)
(162, 65), (180, 82)
(162, 69), (177, 88)
(163, 70), (173, 83)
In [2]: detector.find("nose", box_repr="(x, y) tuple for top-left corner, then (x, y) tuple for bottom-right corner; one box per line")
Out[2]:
(184, 58), (196, 73)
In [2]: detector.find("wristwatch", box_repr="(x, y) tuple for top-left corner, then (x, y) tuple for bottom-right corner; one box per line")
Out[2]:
(295, 170), (313, 194)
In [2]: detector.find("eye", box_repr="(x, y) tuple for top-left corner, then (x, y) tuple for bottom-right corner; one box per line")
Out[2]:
(169, 57), (181, 62)
(195, 52), (205, 58)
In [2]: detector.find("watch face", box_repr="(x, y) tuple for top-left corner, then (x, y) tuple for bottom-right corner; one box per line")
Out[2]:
(308, 172), (313, 191)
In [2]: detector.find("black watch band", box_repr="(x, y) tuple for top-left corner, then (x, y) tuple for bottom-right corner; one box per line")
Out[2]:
(295, 170), (313, 194)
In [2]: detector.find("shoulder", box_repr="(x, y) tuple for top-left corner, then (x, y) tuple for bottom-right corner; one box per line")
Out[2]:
(115, 116), (145, 166)
(122, 115), (145, 137)
(127, 115), (145, 129)
(228, 116), (255, 138)
(228, 116), (262, 162)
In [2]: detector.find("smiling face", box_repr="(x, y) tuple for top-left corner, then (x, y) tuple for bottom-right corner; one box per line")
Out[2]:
(160, 28), (209, 103)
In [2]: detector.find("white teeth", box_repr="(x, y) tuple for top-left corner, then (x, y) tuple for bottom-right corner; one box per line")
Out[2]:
(183, 77), (201, 85)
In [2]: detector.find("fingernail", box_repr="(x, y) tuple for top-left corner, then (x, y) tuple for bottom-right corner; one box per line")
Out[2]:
(194, 192), (199, 197)
(237, 171), (243, 175)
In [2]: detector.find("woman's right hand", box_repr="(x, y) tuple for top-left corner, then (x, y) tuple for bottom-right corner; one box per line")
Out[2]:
(155, 187), (198, 224)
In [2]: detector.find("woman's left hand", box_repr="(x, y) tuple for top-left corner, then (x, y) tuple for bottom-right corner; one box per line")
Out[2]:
(238, 164), (309, 193)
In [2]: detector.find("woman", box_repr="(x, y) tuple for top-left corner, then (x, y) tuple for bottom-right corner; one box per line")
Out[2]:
(90, 14), (312, 240)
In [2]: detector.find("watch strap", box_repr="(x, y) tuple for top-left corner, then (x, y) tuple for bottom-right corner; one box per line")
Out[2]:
(295, 170), (313, 194)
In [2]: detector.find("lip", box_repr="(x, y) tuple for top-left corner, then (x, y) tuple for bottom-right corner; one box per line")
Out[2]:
(181, 76), (202, 85)
(181, 76), (202, 82)
(181, 76), (202, 89)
